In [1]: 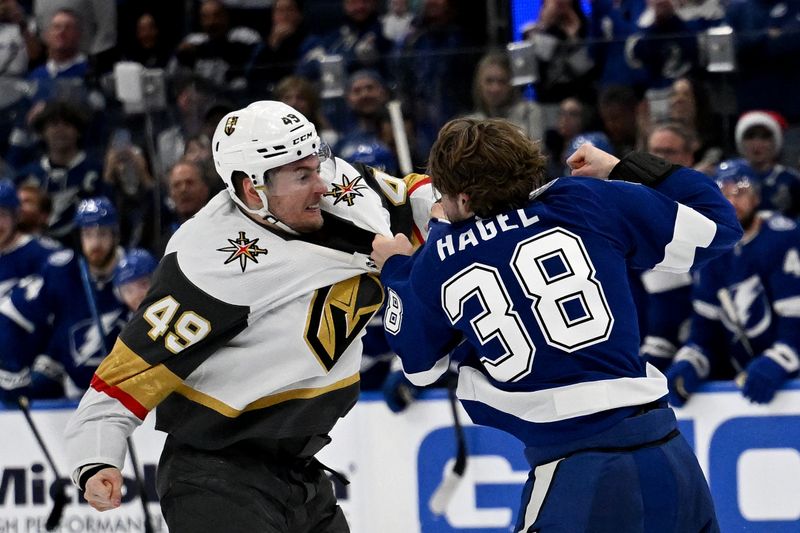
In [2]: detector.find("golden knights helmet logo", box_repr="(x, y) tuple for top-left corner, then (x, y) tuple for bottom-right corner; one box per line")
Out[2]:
(224, 116), (239, 136)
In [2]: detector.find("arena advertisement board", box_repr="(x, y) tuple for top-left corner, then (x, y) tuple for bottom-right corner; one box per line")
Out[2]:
(1, 382), (799, 532)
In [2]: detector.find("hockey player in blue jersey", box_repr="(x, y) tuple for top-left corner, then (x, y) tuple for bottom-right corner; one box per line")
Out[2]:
(0, 180), (60, 297)
(638, 123), (699, 370)
(0, 197), (126, 402)
(112, 248), (158, 314)
(372, 118), (742, 532)
(665, 169), (800, 406)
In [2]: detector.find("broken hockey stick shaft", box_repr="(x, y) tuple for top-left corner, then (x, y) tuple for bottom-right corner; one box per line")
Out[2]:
(717, 287), (751, 388)
(17, 396), (68, 531)
(429, 383), (468, 515)
(77, 257), (155, 533)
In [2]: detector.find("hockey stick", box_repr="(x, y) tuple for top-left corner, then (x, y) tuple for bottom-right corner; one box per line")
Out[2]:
(78, 257), (155, 533)
(17, 395), (68, 530)
(387, 100), (413, 176)
(429, 380), (468, 515)
(717, 287), (753, 387)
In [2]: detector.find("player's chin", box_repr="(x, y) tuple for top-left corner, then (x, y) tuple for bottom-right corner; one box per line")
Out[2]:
(295, 210), (324, 232)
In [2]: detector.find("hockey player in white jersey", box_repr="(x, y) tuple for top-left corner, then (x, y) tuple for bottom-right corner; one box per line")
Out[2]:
(64, 101), (433, 533)
(372, 118), (741, 532)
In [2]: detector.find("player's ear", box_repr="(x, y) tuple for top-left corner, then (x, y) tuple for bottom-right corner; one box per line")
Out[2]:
(241, 177), (265, 209)
(458, 193), (474, 217)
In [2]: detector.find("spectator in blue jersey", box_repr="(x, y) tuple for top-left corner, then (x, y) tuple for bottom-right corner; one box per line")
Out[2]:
(5, 8), (94, 170)
(0, 179), (59, 297)
(588, 0), (647, 90)
(112, 248), (158, 314)
(666, 170), (800, 406)
(0, 197), (126, 402)
(299, 0), (392, 80)
(13, 100), (108, 244)
(731, 110), (800, 218)
(625, 0), (700, 91)
(372, 118), (742, 532)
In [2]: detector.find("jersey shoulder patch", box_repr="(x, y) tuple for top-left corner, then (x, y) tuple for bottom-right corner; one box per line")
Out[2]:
(47, 249), (74, 267)
(766, 215), (797, 232)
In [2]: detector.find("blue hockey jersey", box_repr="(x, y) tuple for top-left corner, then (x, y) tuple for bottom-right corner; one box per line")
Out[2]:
(638, 269), (693, 370)
(0, 235), (59, 297)
(675, 214), (800, 379)
(380, 168), (741, 447)
(14, 153), (108, 241)
(0, 248), (126, 400)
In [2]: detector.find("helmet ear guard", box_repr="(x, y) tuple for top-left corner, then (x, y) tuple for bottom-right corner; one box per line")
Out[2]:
(212, 101), (331, 227)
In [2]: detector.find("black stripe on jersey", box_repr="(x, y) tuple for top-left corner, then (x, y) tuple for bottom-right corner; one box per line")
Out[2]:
(155, 380), (359, 448)
(119, 252), (250, 379)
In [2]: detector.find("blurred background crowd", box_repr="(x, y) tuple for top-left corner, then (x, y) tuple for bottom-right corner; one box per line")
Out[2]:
(1, 0), (800, 409)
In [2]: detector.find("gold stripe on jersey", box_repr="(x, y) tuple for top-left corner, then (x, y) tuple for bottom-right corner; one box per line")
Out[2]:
(95, 338), (183, 410)
(404, 173), (431, 192)
(174, 371), (360, 418)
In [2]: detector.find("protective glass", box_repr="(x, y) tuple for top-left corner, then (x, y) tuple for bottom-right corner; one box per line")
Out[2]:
(259, 142), (332, 197)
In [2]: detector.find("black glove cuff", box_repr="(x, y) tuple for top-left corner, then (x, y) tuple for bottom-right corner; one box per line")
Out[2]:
(609, 152), (680, 188)
(78, 463), (115, 492)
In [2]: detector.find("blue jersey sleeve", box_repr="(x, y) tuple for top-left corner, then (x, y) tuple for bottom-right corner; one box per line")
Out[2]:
(381, 240), (463, 386)
(593, 167), (742, 273)
(0, 271), (54, 400)
(639, 270), (693, 370)
(762, 238), (800, 376)
(674, 256), (733, 381)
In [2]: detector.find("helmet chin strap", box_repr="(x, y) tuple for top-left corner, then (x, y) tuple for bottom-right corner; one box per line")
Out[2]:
(230, 187), (299, 235)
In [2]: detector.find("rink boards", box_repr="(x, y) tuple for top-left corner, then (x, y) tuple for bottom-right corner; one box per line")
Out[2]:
(1, 381), (799, 532)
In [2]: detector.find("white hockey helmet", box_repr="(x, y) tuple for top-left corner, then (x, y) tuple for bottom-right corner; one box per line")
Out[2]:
(212, 100), (328, 219)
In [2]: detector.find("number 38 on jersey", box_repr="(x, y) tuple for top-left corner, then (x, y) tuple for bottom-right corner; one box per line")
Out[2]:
(389, 227), (614, 383)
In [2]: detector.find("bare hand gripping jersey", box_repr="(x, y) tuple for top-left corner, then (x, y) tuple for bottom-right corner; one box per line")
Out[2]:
(65, 157), (432, 477)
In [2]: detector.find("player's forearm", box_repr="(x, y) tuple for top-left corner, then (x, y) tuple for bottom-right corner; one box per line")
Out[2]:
(64, 387), (141, 488)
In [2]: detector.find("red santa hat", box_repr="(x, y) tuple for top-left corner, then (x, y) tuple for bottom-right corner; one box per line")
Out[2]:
(735, 110), (787, 155)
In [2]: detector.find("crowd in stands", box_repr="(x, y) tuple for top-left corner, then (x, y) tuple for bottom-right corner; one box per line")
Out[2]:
(1, 0), (799, 407)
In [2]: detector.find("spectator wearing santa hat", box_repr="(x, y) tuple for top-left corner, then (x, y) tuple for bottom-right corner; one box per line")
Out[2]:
(732, 110), (800, 218)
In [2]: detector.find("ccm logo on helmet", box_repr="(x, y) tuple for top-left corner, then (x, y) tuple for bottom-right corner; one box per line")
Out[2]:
(293, 132), (313, 145)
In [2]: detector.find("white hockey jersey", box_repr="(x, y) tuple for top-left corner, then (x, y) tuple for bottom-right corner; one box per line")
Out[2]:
(64, 158), (432, 477)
